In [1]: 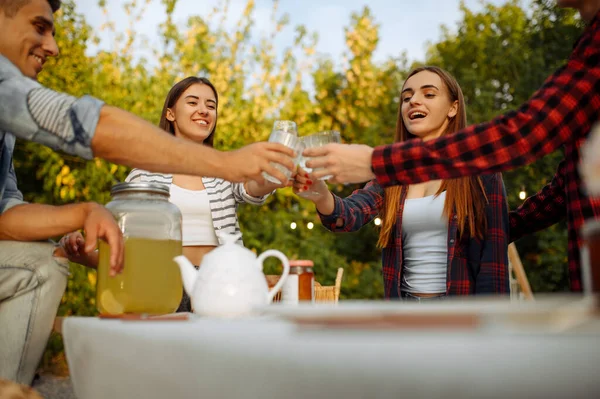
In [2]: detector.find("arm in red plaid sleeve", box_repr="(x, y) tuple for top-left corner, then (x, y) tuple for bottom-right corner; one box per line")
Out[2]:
(318, 181), (384, 233)
(372, 21), (600, 187)
(470, 174), (510, 294)
(509, 160), (567, 243)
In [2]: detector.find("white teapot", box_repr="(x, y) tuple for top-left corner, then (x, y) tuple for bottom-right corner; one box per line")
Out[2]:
(173, 232), (290, 317)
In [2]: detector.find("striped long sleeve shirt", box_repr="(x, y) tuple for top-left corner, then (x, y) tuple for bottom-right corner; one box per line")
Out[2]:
(125, 169), (269, 245)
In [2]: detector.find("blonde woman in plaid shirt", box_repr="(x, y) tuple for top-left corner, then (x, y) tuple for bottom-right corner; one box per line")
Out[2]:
(295, 67), (509, 299)
(304, 1), (600, 292)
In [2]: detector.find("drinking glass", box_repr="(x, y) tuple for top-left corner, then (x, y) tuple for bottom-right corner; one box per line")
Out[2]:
(262, 120), (302, 185)
(297, 130), (341, 198)
(300, 130), (341, 180)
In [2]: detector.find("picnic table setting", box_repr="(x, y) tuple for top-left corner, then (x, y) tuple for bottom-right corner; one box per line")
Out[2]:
(63, 296), (600, 399)
(62, 233), (600, 399)
(53, 122), (600, 399)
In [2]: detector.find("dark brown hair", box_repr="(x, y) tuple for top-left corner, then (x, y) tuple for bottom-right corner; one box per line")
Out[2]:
(0, 0), (61, 16)
(377, 66), (488, 248)
(158, 76), (218, 147)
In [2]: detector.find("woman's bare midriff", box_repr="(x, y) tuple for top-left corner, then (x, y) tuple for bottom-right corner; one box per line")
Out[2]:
(183, 245), (217, 267)
(410, 292), (445, 298)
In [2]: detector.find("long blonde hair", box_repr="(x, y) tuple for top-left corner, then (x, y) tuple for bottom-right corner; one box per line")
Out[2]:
(377, 66), (487, 248)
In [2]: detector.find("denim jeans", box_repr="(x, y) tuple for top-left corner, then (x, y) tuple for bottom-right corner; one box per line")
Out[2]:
(400, 291), (446, 302)
(0, 241), (69, 385)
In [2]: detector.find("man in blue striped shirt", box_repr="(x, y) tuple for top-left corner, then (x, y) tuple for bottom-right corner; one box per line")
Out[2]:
(0, 0), (294, 385)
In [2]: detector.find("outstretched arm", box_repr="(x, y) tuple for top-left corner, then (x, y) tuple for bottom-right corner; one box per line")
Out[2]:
(509, 161), (567, 243)
(0, 55), (295, 185)
(306, 23), (600, 185)
(316, 180), (384, 233)
(92, 107), (295, 184)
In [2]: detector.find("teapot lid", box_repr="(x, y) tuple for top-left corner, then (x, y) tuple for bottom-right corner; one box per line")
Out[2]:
(200, 231), (256, 270)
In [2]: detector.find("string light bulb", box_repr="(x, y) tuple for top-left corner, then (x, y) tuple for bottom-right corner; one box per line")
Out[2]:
(290, 222), (297, 230)
(307, 222), (314, 230)
(374, 217), (382, 226)
(519, 186), (527, 200)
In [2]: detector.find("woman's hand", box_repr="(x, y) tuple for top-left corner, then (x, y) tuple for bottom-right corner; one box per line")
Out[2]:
(245, 176), (292, 198)
(293, 168), (329, 200)
(293, 168), (335, 215)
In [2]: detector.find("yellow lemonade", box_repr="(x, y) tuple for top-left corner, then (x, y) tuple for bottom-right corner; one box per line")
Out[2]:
(97, 238), (183, 315)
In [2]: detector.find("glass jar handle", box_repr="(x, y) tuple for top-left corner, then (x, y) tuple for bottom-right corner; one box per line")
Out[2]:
(256, 250), (290, 302)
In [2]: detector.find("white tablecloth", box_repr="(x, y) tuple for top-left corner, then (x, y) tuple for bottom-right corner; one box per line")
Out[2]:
(63, 304), (600, 399)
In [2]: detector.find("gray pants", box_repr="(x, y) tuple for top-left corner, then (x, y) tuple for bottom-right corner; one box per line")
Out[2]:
(0, 241), (69, 385)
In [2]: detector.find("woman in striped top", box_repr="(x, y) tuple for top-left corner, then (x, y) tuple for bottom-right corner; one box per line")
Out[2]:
(59, 77), (287, 310)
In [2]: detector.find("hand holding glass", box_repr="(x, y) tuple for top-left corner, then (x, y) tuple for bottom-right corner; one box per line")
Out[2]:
(296, 131), (341, 198)
(262, 121), (302, 185)
(299, 130), (341, 180)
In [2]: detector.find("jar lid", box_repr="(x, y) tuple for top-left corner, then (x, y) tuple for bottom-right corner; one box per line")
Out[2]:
(111, 182), (170, 196)
(289, 260), (314, 267)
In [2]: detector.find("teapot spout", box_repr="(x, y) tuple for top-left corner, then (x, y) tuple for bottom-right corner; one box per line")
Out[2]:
(173, 255), (198, 298)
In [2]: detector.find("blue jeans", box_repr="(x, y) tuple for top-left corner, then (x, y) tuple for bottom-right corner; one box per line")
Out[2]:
(400, 291), (446, 302)
(0, 241), (69, 385)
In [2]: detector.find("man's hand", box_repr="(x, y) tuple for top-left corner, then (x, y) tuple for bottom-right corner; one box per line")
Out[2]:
(82, 204), (124, 276)
(56, 231), (100, 269)
(304, 143), (376, 184)
(221, 142), (296, 184)
(0, 202), (122, 274)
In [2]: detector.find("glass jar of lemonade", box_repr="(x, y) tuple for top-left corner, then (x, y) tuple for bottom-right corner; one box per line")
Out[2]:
(96, 182), (183, 315)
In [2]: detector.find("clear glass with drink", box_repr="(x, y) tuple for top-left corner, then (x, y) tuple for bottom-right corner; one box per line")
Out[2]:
(262, 120), (302, 184)
(299, 130), (341, 178)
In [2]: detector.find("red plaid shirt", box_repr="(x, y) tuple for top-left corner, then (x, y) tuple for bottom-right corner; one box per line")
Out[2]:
(509, 160), (567, 243)
(319, 174), (509, 298)
(372, 12), (600, 292)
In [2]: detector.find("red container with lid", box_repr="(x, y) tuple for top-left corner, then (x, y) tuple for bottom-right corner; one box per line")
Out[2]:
(281, 260), (314, 304)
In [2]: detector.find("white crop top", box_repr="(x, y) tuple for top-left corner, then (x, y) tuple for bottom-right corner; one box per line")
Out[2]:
(169, 184), (219, 246)
(401, 192), (448, 294)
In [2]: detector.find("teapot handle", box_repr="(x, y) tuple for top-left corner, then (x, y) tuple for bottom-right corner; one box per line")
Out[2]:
(256, 250), (290, 303)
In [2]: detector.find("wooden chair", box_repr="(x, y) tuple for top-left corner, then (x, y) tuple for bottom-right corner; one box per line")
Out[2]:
(508, 243), (534, 301)
(266, 267), (344, 303)
(265, 275), (283, 302)
(314, 268), (344, 303)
